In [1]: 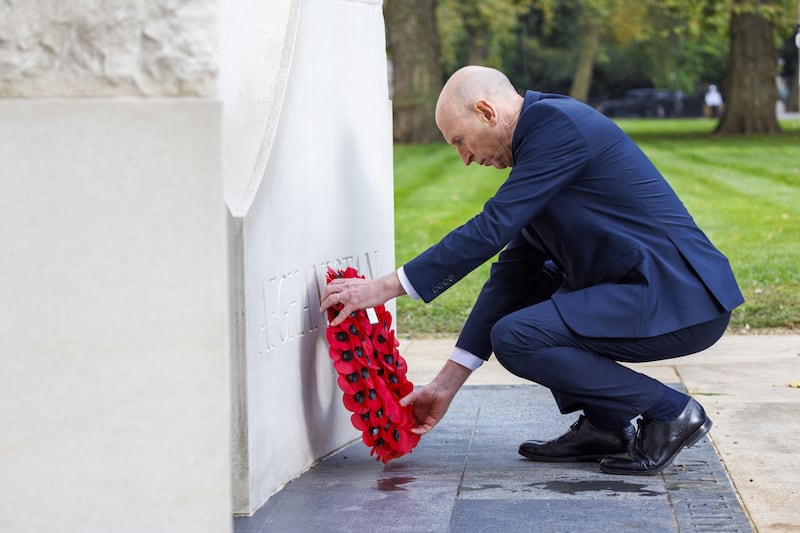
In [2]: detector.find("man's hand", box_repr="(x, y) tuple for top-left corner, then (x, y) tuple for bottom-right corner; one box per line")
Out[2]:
(399, 382), (456, 435)
(399, 359), (471, 435)
(320, 271), (405, 326)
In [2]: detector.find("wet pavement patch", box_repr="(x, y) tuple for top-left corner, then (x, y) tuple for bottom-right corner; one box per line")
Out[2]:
(525, 479), (664, 497)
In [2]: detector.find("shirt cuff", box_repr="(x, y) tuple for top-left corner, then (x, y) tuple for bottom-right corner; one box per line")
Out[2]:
(449, 347), (485, 371)
(397, 266), (421, 300)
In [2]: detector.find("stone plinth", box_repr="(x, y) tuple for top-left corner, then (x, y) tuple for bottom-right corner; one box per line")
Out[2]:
(226, 0), (394, 515)
(0, 99), (231, 532)
(0, 0), (393, 527)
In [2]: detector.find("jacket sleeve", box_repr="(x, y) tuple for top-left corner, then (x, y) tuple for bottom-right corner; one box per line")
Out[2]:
(455, 235), (563, 360)
(403, 103), (590, 302)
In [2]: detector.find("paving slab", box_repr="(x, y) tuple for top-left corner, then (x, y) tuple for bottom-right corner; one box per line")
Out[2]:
(399, 333), (800, 532)
(235, 384), (750, 533)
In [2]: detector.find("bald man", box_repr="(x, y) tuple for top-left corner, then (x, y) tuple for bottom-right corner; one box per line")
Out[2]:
(322, 66), (743, 476)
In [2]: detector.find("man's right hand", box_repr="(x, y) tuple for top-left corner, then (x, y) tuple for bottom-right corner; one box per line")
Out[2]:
(399, 382), (455, 435)
(399, 359), (472, 435)
(320, 271), (405, 327)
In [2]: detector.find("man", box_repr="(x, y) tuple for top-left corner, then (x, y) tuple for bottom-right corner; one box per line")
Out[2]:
(321, 66), (743, 475)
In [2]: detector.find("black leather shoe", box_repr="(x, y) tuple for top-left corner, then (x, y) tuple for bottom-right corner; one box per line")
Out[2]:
(599, 398), (712, 476)
(519, 416), (635, 462)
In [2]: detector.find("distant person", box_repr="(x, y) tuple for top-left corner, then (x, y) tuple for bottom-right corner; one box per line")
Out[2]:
(705, 84), (723, 117)
(322, 66), (743, 476)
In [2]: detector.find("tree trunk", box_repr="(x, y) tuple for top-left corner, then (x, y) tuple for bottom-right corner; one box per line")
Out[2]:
(715, 10), (781, 134)
(384, 0), (443, 143)
(466, 26), (488, 66)
(569, 24), (600, 103)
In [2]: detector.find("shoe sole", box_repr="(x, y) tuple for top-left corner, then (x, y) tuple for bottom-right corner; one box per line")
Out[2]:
(599, 417), (713, 476)
(518, 449), (610, 463)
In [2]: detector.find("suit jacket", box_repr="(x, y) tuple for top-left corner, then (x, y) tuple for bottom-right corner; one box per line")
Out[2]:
(403, 91), (744, 360)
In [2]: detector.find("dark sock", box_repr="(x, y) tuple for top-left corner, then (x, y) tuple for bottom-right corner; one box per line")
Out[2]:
(643, 386), (690, 421)
(583, 409), (633, 432)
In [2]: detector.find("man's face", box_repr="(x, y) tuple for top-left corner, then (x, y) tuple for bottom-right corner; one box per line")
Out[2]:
(438, 108), (512, 169)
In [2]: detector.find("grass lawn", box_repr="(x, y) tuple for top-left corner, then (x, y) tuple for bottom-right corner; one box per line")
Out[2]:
(393, 118), (800, 337)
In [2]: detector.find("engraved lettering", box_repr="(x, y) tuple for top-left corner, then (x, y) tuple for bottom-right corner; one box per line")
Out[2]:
(356, 249), (379, 279)
(260, 277), (279, 355)
(259, 250), (382, 355)
(302, 265), (322, 335)
(277, 271), (299, 343)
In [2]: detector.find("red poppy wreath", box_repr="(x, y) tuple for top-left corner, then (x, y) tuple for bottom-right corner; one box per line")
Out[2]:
(325, 267), (420, 463)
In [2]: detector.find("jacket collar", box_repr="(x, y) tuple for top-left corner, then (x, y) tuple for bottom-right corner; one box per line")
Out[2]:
(523, 90), (543, 109)
(511, 91), (543, 166)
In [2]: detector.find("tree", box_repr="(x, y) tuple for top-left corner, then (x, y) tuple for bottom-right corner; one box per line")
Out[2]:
(637, 0), (729, 94)
(568, 0), (647, 102)
(436, 0), (541, 71)
(507, 2), (584, 95)
(437, 0), (713, 103)
(715, 1), (793, 134)
(384, 0), (443, 143)
(568, 14), (602, 102)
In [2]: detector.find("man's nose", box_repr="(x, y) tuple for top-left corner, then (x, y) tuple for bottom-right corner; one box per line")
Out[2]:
(457, 147), (473, 166)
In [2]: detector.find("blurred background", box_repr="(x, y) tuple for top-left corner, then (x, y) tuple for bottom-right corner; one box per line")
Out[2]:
(384, 0), (800, 141)
(384, 0), (800, 337)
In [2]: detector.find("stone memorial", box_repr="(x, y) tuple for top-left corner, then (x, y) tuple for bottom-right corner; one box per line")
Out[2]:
(223, 0), (394, 515)
(0, 0), (393, 529)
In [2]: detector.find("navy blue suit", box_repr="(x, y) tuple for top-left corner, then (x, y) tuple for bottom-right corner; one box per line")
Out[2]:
(403, 91), (744, 423)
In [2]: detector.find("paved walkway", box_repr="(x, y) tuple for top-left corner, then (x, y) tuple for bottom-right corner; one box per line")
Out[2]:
(236, 334), (799, 532)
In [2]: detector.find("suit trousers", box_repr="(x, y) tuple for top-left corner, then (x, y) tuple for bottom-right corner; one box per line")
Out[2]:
(490, 300), (731, 428)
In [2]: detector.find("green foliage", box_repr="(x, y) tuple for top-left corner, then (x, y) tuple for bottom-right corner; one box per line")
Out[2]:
(729, 0), (796, 23)
(393, 145), (507, 335)
(393, 119), (800, 336)
(433, 0), (798, 102)
(634, 0), (730, 93)
(436, 0), (538, 70)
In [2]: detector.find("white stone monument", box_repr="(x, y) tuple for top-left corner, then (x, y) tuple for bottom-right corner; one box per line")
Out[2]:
(0, 0), (393, 528)
(222, 0), (394, 515)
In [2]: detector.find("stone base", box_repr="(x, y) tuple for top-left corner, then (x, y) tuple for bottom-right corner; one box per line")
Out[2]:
(0, 99), (231, 532)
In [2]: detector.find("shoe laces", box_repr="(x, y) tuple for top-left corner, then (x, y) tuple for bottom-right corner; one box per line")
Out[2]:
(569, 415), (587, 432)
(634, 417), (649, 450)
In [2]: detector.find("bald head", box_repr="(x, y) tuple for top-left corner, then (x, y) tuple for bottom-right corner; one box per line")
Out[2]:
(435, 66), (520, 127)
(434, 66), (523, 169)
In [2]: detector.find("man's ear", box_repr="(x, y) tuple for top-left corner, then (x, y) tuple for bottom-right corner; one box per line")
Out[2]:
(474, 100), (497, 125)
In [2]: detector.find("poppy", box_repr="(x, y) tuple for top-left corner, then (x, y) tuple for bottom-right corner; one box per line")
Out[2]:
(351, 412), (371, 432)
(332, 357), (358, 376)
(326, 328), (352, 352)
(342, 388), (370, 414)
(337, 375), (363, 396)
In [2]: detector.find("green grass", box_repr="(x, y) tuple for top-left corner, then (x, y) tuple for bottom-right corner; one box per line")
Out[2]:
(394, 118), (800, 336)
